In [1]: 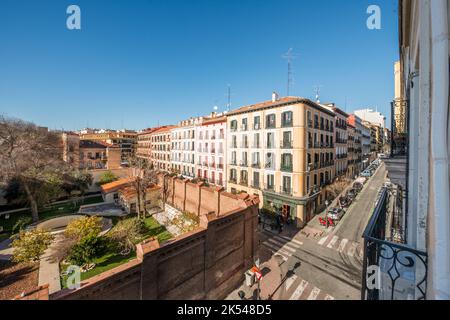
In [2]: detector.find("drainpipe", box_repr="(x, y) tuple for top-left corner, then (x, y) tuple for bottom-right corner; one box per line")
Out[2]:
(429, 0), (450, 300)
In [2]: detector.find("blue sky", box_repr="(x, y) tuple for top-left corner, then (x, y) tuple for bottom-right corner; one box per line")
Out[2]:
(0, 0), (398, 130)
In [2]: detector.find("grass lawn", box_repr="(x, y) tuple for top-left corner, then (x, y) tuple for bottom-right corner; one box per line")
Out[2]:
(60, 251), (135, 288)
(0, 195), (104, 239)
(60, 215), (172, 288)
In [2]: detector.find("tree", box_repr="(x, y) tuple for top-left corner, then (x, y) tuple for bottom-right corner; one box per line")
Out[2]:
(97, 170), (118, 186)
(11, 229), (54, 263)
(61, 170), (93, 196)
(65, 216), (102, 241)
(0, 116), (65, 222)
(106, 217), (145, 255)
(127, 156), (159, 219)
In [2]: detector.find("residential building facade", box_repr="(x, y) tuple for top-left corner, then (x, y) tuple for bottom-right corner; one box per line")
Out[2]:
(226, 95), (335, 227)
(196, 114), (227, 187)
(149, 126), (175, 171)
(323, 104), (348, 177)
(171, 118), (200, 178)
(79, 129), (137, 163)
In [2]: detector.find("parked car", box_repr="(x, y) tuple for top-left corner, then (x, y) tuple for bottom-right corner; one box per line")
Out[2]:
(360, 170), (372, 177)
(347, 189), (357, 200)
(327, 208), (346, 221)
(339, 196), (351, 208)
(353, 182), (364, 191)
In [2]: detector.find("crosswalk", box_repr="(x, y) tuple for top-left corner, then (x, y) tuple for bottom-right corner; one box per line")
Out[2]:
(287, 277), (335, 300)
(261, 230), (303, 261)
(317, 233), (363, 258)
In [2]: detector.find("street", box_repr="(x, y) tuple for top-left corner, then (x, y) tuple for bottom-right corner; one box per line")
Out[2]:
(227, 163), (387, 300)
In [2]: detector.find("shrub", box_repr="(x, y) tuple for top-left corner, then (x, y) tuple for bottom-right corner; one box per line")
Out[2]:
(65, 216), (102, 240)
(66, 235), (105, 266)
(97, 171), (119, 186)
(12, 229), (54, 263)
(107, 217), (145, 254)
(12, 216), (32, 234)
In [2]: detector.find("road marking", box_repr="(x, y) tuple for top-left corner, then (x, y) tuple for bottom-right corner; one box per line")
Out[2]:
(307, 287), (321, 300)
(289, 280), (309, 300)
(327, 236), (339, 249)
(278, 235), (304, 247)
(262, 242), (292, 257)
(285, 274), (298, 291)
(347, 242), (358, 257)
(267, 238), (297, 253)
(337, 238), (348, 253)
(318, 234), (329, 246)
(324, 294), (335, 300)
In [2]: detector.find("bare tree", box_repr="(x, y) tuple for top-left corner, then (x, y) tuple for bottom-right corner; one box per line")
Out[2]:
(0, 116), (67, 222)
(127, 156), (159, 219)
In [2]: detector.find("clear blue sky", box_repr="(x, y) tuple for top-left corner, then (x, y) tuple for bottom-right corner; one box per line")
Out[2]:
(0, 0), (398, 130)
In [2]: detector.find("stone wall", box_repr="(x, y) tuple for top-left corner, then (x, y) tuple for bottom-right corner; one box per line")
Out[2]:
(49, 184), (259, 300)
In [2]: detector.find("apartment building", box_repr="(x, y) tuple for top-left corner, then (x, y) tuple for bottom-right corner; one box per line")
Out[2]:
(346, 124), (361, 178)
(226, 94), (335, 227)
(354, 108), (386, 128)
(347, 114), (366, 171)
(323, 104), (348, 177)
(149, 126), (176, 171)
(136, 128), (159, 162)
(79, 129), (137, 163)
(62, 132), (121, 170)
(171, 117), (200, 178)
(196, 114), (227, 187)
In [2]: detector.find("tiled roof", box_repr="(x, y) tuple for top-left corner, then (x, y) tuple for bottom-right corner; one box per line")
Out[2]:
(202, 115), (227, 125)
(79, 140), (117, 149)
(100, 177), (135, 194)
(226, 96), (335, 117)
(151, 125), (177, 134)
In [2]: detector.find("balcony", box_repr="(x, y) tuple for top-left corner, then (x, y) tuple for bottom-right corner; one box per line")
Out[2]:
(263, 183), (275, 192)
(361, 188), (428, 300)
(251, 162), (261, 169)
(280, 164), (293, 173)
(239, 179), (248, 187)
(281, 140), (293, 149)
(251, 181), (260, 189)
(229, 178), (237, 184)
(240, 161), (248, 167)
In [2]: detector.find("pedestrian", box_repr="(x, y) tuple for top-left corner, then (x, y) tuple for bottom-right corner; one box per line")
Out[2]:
(326, 217), (330, 229)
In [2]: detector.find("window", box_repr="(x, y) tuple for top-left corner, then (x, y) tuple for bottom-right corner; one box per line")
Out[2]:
(242, 118), (248, 131)
(253, 172), (260, 188)
(282, 176), (292, 194)
(266, 174), (275, 190)
(281, 154), (293, 172)
(267, 132), (275, 148)
(282, 131), (292, 148)
(282, 111), (293, 127)
(252, 152), (260, 167)
(230, 120), (238, 131)
(254, 133), (260, 148)
(266, 114), (276, 129)
(254, 116), (261, 130)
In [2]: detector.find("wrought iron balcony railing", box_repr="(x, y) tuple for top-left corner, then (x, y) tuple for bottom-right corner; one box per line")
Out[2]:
(361, 187), (428, 300)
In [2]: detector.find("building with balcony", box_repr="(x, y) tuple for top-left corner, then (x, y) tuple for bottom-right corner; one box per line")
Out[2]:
(347, 114), (367, 171)
(354, 108), (386, 129)
(62, 132), (121, 170)
(171, 117), (201, 179)
(346, 123), (362, 179)
(137, 128), (160, 162)
(322, 103), (348, 177)
(149, 126), (176, 172)
(79, 129), (137, 163)
(196, 113), (227, 187)
(226, 93), (335, 227)
(362, 0), (450, 300)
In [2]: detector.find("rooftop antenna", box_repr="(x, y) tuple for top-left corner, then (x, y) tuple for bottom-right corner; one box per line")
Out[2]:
(282, 48), (298, 96)
(313, 85), (323, 103)
(225, 84), (233, 112)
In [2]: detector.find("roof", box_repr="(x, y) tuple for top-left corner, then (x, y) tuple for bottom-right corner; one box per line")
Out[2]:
(226, 96), (335, 117)
(79, 140), (117, 149)
(321, 103), (349, 118)
(151, 125), (177, 134)
(202, 115), (227, 126)
(100, 177), (135, 194)
(119, 185), (161, 200)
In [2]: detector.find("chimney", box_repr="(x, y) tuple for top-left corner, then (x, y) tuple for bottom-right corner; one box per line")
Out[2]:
(272, 92), (279, 102)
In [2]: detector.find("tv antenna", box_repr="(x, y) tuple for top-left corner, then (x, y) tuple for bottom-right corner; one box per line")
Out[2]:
(225, 84), (233, 111)
(313, 85), (323, 103)
(282, 48), (298, 96)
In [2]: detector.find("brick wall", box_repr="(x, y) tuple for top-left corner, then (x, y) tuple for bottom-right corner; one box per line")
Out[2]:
(49, 184), (259, 300)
